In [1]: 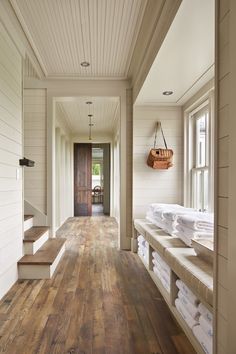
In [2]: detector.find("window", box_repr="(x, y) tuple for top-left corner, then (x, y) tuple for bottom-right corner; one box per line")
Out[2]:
(184, 93), (214, 212)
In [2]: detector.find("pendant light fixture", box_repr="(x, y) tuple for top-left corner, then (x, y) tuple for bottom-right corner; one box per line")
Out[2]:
(86, 101), (93, 141)
(88, 114), (94, 140)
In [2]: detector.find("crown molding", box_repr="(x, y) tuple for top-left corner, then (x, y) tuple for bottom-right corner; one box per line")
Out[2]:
(0, 0), (45, 78)
(9, 0), (47, 78)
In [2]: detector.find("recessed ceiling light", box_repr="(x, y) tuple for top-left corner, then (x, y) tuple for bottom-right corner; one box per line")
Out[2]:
(163, 91), (173, 96)
(81, 61), (90, 67)
(86, 101), (92, 104)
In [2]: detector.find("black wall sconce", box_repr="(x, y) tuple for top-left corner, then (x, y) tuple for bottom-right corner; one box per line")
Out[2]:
(19, 157), (35, 167)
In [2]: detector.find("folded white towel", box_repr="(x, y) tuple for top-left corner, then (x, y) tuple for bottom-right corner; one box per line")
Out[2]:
(178, 291), (200, 320)
(199, 315), (213, 338)
(192, 324), (212, 354)
(163, 208), (195, 221)
(176, 224), (213, 240)
(198, 303), (213, 324)
(175, 232), (192, 247)
(175, 298), (199, 329)
(146, 213), (165, 229)
(176, 280), (199, 306)
(149, 203), (184, 214)
(178, 213), (214, 231)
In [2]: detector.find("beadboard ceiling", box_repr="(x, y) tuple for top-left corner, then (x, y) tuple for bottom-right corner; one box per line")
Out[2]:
(135, 0), (215, 106)
(10, 0), (147, 79)
(57, 97), (119, 136)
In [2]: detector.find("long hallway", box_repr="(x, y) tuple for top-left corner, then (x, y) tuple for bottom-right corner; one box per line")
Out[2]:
(0, 217), (195, 354)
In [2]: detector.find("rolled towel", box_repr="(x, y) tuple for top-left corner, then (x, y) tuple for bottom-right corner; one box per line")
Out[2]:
(152, 258), (171, 277)
(198, 303), (213, 324)
(176, 280), (199, 306)
(137, 235), (145, 244)
(160, 271), (170, 292)
(199, 315), (213, 338)
(152, 252), (171, 275)
(144, 240), (149, 248)
(178, 291), (200, 320)
(192, 324), (212, 354)
(175, 298), (199, 329)
(153, 265), (162, 280)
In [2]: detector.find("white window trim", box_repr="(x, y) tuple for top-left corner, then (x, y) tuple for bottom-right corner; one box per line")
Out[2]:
(184, 89), (215, 212)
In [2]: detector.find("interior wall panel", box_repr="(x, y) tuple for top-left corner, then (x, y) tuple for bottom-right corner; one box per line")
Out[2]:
(0, 22), (23, 299)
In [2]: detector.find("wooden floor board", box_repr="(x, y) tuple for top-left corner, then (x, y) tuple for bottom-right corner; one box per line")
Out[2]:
(0, 217), (196, 354)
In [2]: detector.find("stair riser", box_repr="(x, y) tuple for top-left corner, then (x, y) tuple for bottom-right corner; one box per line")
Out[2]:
(24, 218), (33, 232)
(23, 231), (49, 255)
(18, 244), (65, 279)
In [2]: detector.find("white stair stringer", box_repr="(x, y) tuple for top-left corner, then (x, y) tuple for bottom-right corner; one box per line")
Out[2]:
(18, 239), (66, 280)
(24, 217), (33, 232)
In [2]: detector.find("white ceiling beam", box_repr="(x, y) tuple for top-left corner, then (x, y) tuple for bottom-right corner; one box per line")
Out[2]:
(128, 0), (182, 101)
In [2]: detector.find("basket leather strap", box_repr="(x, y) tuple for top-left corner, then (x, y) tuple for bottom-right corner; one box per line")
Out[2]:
(154, 122), (168, 149)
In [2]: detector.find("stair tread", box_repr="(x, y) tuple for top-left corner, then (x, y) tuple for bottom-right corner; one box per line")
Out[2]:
(24, 215), (34, 221)
(24, 226), (50, 243)
(18, 238), (66, 265)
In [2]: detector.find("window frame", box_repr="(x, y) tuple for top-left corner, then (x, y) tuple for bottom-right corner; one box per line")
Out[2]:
(184, 90), (215, 212)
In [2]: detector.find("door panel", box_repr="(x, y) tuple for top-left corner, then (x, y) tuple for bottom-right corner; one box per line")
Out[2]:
(74, 143), (92, 216)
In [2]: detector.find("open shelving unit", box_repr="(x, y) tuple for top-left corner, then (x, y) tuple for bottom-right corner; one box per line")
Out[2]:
(135, 219), (213, 354)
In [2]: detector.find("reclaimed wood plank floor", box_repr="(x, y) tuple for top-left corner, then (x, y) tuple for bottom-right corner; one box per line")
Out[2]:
(0, 217), (196, 354)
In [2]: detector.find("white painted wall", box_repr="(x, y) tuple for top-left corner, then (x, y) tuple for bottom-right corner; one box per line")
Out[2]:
(133, 105), (183, 218)
(113, 133), (120, 222)
(55, 105), (73, 229)
(24, 88), (47, 214)
(0, 22), (23, 299)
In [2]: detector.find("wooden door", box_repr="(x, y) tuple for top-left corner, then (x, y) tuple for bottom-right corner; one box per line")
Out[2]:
(74, 143), (92, 216)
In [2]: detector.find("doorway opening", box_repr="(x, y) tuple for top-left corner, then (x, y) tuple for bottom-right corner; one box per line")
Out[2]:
(92, 146), (104, 216)
(74, 143), (110, 217)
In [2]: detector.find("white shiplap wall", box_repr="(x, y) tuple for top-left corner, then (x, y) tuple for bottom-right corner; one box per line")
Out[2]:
(24, 89), (47, 214)
(133, 105), (183, 218)
(55, 105), (72, 229)
(0, 23), (23, 299)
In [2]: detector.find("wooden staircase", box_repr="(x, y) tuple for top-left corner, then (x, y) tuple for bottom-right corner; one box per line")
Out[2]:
(18, 215), (66, 279)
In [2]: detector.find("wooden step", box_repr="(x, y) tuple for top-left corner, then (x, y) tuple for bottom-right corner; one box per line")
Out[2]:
(23, 226), (50, 255)
(18, 238), (66, 279)
(24, 215), (34, 232)
(24, 215), (34, 221)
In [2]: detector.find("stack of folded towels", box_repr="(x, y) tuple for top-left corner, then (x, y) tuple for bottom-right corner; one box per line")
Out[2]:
(137, 235), (149, 265)
(175, 279), (200, 329)
(146, 203), (193, 235)
(146, 203), (214, 247)
(176, 212), (214, 247)
(175, 279), (213, 354)
(193, 303), (213, 354)
(152, 251), (171, 293)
